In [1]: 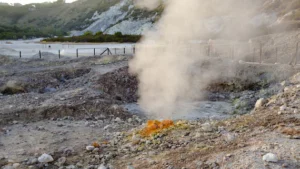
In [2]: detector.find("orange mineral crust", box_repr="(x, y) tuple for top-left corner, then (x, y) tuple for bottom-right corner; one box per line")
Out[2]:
(140, 120), (174, 137)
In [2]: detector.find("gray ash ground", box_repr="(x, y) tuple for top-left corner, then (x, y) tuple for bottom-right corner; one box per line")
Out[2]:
(0, 54), (300, 169)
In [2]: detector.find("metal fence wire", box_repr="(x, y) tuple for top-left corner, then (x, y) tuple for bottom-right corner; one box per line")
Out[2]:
(15, 47), (136, 59)
(9, 41), (300, 65)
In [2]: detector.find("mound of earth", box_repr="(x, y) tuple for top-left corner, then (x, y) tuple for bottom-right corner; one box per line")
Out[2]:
(97, 66), (138, 103)
(0, 80), (26, 95)
(1, 49), (300, 169)
(0, 55), (14, 65)
(1, 72), (299, 169)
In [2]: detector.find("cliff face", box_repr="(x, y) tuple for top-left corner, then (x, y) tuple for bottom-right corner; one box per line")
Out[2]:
(71, 0), (159, 35)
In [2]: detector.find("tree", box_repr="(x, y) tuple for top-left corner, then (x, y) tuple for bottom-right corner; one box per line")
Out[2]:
(114, 32), (122, 37)
(56, 0), (66, 4)
(95, 31), (103, 36)
(83, 31), (93, 36)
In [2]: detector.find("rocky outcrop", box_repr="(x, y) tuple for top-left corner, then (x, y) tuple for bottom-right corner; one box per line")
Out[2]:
(71, 0), (157, 35)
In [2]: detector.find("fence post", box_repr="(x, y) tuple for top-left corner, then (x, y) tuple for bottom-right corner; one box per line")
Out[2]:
(295, 42), (299, 65)
(259, 43), (262, 63)
(208, 45), (210, 56)
(94, 48), (96, 56)
(133, 47), (136, 54)
(231, 44), (235, 60)
(107, 48), (110, 55)
(39, 50), (41, 59)
(58, 50), (61, 59)
(115, 48), (117, 55)
(19, 51), (21, 58)
(276, 47), (278, 63)
(253, 48), (255, 62)
(124, 48), (126, 55)
(76, 49), (79, 58)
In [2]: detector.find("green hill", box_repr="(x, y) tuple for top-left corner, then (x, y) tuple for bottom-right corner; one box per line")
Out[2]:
(0, 0), (121, 32)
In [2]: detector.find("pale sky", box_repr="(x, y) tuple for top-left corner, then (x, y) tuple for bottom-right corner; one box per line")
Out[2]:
(0, 0), (77, 4)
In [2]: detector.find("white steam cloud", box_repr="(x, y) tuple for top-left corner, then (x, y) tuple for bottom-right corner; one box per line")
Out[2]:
(130, 0), (265, 118)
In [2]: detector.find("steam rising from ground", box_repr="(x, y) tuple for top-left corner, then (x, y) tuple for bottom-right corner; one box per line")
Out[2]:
(130, 0), (263, 118)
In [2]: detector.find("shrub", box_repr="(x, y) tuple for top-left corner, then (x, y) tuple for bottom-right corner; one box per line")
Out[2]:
(83, 31), (93, 36)
(114, 32), (123, 37)
(43, 33), (141, 43)
(95, 31), (103, 36)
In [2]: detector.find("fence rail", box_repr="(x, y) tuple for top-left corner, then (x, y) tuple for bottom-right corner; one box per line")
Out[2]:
(15, 47), (136, 59)
(4, 41), (300, 65)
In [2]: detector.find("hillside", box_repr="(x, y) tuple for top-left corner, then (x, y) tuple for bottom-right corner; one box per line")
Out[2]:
(0, 0), (121, 32)
(1, 0), (300, 37)
(0, 0), (161, 36)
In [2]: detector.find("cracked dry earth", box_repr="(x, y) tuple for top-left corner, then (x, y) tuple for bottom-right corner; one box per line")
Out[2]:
(0, 55), (300, 169)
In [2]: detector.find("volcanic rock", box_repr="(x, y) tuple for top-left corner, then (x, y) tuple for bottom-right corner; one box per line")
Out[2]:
(263, 153), (278, 162)
(38, 154), (54, 163)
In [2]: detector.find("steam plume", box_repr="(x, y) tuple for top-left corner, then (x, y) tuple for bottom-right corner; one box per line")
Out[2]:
(130, 0), (264, 118)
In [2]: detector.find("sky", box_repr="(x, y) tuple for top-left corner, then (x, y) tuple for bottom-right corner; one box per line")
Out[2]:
(0, 0), (77, 4)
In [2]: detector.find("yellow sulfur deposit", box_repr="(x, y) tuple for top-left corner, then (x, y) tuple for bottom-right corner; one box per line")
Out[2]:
(140, 120), (174, 137)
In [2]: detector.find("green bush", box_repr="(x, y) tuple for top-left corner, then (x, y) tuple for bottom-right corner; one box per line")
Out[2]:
(95, 31), (103, 36)
(83, 31), (93, 36)
(43, 33), (141, 43)
(0, 24), (67, 40)
(114, 32), (123, 37)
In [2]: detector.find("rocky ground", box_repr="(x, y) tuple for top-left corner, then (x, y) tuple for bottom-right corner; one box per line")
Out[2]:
(0, 54), (300, 169)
